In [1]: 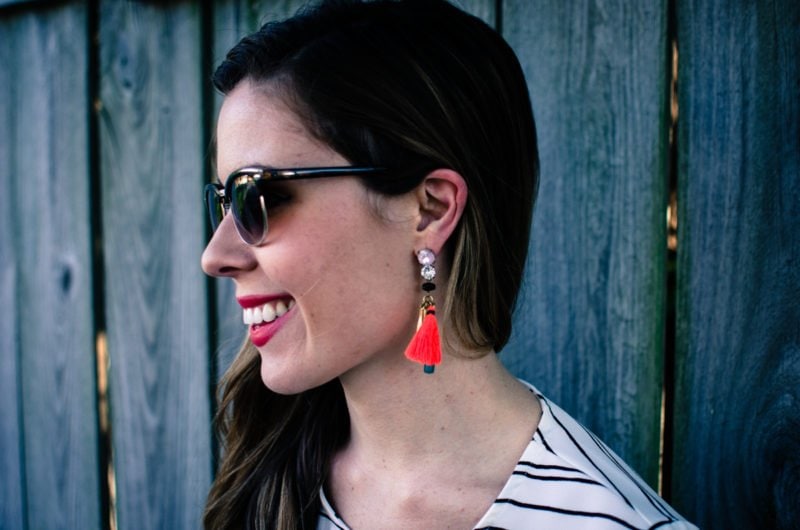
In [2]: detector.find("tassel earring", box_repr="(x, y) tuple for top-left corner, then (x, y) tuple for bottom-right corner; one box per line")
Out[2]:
(404, 248), (442, 374)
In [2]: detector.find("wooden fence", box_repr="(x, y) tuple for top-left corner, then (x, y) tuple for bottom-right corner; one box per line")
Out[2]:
(1, 1), (797, 529)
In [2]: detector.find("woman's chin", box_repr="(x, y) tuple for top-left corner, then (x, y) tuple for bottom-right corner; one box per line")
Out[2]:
(258, 359), (331, 395)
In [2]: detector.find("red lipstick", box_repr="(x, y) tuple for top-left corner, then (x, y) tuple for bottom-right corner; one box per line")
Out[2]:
(249, 318), (290, 347)
(237, 293), (289, 308)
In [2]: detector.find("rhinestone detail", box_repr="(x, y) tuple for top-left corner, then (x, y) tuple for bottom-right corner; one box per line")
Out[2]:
(417, 248), (435, 266)
(421, 264), (436, 281)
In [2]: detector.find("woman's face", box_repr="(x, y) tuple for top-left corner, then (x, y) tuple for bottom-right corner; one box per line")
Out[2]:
(202, 80), (421, 394)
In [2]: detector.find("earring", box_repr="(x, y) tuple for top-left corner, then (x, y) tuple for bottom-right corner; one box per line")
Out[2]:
(404, 248), (441, 374)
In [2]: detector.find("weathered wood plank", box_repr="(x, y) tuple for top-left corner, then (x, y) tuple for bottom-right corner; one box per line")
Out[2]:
(0, 4), (102, 530)
(0, 15), (26, 530)
(0, 0), (46, 8)
(672, 0), (800, 527)
(502, 0), (669, 486)
(98, 2), (212, 528)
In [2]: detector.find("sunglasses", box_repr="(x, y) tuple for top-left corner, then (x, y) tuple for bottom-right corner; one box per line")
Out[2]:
(205, 166), (386, 245)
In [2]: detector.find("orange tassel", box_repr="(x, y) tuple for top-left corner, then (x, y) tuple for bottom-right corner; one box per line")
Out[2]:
(404, 304), (441, 373)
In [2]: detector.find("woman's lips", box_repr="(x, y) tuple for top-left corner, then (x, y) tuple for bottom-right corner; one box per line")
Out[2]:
(249, 310), (292, 347)
(236, 295), (296, 347)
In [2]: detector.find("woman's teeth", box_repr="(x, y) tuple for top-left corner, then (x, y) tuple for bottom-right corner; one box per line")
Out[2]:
(243, 299), (294, 325)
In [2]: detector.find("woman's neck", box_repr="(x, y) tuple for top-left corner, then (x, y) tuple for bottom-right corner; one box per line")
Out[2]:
(336, 347), (539, 473)
(327, 347), (541, 529)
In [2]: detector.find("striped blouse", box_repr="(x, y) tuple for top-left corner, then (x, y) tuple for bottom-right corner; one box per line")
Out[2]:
(317, 381), (697, 530)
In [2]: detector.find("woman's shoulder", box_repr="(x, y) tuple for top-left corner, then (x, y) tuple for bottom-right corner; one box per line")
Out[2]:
(472, 380), (697, 529)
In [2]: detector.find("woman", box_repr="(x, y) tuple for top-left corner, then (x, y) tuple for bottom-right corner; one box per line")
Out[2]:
(201, 1), (696, 529)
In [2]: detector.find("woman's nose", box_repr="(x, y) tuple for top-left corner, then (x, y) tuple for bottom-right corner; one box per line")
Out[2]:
(201, 215), (257, 277)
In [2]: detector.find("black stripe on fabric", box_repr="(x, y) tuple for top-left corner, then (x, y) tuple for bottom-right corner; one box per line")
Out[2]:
(511, 470), (603, 486)
(517, 460), (588, 475)
(584, 427), (673, 520)
(581, 425), (675, 522)
(649, 520), (677, 529)
(318, 511), (348, 530)
(474, 526), (510, 530)
(493, 498), (643, 530)
(530, 391), (560, 454)
(541, 397), (636, 510)
(535, 428), (557, 455)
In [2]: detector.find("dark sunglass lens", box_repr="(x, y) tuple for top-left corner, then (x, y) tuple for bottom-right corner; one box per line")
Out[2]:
(205, 186), (224, 230)
(231, 178), (267, 245)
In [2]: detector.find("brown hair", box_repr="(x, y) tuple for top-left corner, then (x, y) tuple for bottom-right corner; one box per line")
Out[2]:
(205, 1), (539, 528)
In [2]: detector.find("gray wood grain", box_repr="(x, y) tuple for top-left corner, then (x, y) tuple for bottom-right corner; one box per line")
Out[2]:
(0, 0), (44, 7)
(502, 0), (669, 486)
(0, 4), (102, 530)
(672, 0), (800, 527)
(98, 2), (212, 529)
(0, 15), (25, 530)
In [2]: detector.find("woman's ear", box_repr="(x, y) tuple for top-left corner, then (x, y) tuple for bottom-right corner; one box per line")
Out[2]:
(414, 169), (468, 255)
